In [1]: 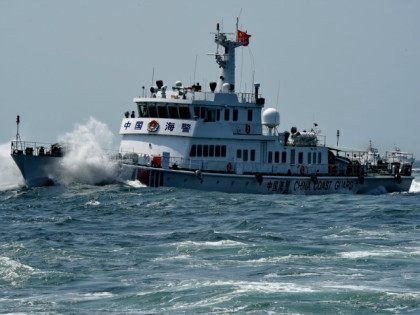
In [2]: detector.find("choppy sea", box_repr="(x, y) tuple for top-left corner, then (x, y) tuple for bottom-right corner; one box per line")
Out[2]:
(0, 128), (419, 313)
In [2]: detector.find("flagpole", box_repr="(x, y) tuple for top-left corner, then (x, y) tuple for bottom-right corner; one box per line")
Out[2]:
(236, 17), (239, 41)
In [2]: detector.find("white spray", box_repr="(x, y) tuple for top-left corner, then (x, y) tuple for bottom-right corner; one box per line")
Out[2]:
(0, 143), (24, 191)
(55, 117), (119, 185)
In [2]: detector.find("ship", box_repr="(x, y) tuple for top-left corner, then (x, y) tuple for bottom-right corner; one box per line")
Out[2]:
(11, 22), (414, 194)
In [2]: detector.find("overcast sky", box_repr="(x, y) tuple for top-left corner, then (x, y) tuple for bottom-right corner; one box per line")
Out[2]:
(1, 0), (419, 156)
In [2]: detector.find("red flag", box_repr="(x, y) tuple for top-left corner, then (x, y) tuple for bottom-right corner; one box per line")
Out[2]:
(237, 30), (251, 46)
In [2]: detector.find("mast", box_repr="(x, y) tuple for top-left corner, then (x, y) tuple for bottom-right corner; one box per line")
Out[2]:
(16, 115), (21, 142)
(214, 22), (250, 92)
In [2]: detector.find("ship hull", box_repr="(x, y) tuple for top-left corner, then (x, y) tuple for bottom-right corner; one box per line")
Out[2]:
(121, 164), (414, 195)
(11, 154), (413, 194)
(11, 154), (58, 187)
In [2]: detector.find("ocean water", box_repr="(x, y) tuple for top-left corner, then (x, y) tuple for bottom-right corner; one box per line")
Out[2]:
(0, 125), (419, 313)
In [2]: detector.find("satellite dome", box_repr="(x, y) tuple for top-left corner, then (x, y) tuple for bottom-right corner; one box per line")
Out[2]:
(262, 108), (280, 128)
(222, 83), (231, 93)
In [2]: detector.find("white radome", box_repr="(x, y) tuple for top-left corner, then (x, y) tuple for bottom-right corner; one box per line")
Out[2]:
(262, 108), (280, 128)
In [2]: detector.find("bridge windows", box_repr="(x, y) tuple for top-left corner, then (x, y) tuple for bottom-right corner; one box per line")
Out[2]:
(197, 145), (203, 157)
(190, 145), (196, 157)
(313, 152), (317, 164)
(179, 106), (191, 119)
(224, 109), (230, 121)
(137, 102), (191, 119)
(274, 151), (280, 163)
(268, 151), (273, 163)
(209, 145), (215, 157)
(282, 151), (287, 163)
(290, 149), (296, 165)
(308, 152), (312, 164)
(148, 104), (158, 117)
(318, 152), (322, 164)
(298, 152), (303, 164)
(247, 109), (253, 121)
(250, 149), (256, 161)
(237, 149), (242, 159)
(157, 105), (168, 118)
(168, 106), (179, 119)
(233, 109), (238, 121)
(138, 104), (149, 117)
(243, 150), (248, 161)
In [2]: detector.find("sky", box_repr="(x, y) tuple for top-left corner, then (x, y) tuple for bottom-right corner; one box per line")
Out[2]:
(1, 0), (419, 156)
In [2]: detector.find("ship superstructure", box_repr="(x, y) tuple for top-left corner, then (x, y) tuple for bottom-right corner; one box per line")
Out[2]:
(119, 23), (330, 178)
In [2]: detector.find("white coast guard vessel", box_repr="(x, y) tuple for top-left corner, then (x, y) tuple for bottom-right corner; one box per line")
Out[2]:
(11, 23), (414, 194)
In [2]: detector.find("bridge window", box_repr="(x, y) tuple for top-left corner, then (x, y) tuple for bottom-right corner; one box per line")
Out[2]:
(298, 152), (303, 164)
(318, 152), (322, 164)
(313, 152), (317, 164)
(215, 145), (221, 157)
(282, 151), (287, 163)
(247, 109), (253, 121)
(290, 149), (296, 164)
(224, 109), (230, 121)
(268, 151), (273, 163)
(221, 145), (226, 157)
(274, 151), (279, 163)
(148, 104), (158, 118)
(209, 145), (214, 157)
(179, 106), (191, 119)
(157, 105), (168, 118)
(200, 107), (206, 119)
(197, 145), (203, 157)
(190, 145), (196, 157)
(308, 152), (312, 164)
(168, 106), (179, 119)
(243, 150), (248, 161)
(138, 103), (149, 117)
(203, 145), (209, 157)
(205, 110), (216, 122)
(216, 109), (221, 121)
(233, 109), (238, 121)
(250, 149), (256, 161)
(237, 149), (242, 159)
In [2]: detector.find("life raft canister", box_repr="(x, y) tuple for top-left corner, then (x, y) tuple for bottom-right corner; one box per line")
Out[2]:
(147, 120), (159, 132)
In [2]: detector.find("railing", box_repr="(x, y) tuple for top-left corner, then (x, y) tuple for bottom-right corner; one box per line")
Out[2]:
(10, 140), (65, 157)
(191, 91), (261, 104)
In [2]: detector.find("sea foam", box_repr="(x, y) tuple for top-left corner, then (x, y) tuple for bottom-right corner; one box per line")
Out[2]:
(0, 142), (24, 191)
(409, 179), (420, 193)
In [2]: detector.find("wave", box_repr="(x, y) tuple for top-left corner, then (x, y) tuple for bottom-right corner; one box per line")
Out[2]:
(54, 117), (119, 186)
(0, 143), (24, 191)
(172, 240), (246, 248)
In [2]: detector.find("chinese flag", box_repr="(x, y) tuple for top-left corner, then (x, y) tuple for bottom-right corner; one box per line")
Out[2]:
(237, 30), (251, 46)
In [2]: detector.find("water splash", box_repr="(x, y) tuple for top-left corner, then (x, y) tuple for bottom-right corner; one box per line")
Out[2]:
(0, 142), (24, 191)
(55, 117), (118, 185)
(409, 179), (420, 193)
